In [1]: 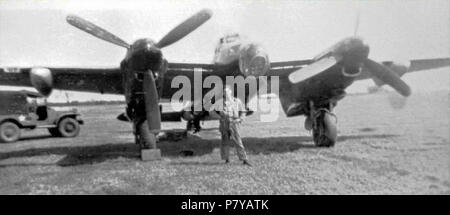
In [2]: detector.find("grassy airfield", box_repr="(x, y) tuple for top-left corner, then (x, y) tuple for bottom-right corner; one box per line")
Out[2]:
(0, 91), (448, 194)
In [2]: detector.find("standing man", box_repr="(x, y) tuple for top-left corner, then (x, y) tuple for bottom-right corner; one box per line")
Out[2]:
(218, 86), (251, 166)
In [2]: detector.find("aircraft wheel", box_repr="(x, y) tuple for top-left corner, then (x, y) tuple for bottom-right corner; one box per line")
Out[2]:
(0, 121), (21, 143)
(58, 117), (80, 138)
(312, 110), (337, 147)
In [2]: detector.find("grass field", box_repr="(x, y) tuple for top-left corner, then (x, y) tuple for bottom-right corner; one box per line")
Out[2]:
(0, 91), (449, 194)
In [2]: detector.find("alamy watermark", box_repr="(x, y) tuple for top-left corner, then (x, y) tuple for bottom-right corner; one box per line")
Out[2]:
(170, 71), (280, 122)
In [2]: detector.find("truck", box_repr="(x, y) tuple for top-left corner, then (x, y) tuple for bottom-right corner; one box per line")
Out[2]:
(0, 90), (84, 143)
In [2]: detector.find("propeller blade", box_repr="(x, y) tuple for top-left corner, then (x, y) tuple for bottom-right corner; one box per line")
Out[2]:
(288, 55), (340, 83)
(143, 71), (161, 132)
(387, 91), (407, 109)
(354, 11), (360, 36)
(364, 58), (411, 97)
(156, 9), (212, 48)
(66, 15), (130, 49)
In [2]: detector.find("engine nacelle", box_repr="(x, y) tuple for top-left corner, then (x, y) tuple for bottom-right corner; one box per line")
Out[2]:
(238, 43), (270, 77)
(30, 68), (53, 96)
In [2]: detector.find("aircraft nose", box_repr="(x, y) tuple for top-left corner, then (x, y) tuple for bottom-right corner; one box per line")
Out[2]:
(144, 47), (163, 71)
(346, 37), (369, 59)
(146, 46), (162, 58)
(344, 37), (365, 51)
(359, 40), (370, 59)
(128, 45), (163, 71)
(336, 37), (370, 67)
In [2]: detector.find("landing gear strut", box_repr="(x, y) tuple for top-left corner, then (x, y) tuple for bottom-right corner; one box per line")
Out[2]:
(307, 101), (338, 147)
(127, 68), (162, 161)
(134, 119), (161, 161)
(135, 120), (157, 149)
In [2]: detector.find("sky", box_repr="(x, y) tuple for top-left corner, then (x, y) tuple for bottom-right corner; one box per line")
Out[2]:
(0, 0), (449, 102)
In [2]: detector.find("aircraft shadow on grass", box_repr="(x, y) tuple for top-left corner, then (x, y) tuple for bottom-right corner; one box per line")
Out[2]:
(0, 132), (398, 167)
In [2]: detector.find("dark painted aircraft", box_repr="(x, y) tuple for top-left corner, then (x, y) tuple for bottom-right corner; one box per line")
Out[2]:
(0, 9), (217, 149)
(157, 33), (450, 147)
(272, 38), (450, 146)
(1, 11), (450, 149)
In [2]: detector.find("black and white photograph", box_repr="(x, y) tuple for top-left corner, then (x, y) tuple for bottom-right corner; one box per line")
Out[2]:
(0, 0), (449, 197)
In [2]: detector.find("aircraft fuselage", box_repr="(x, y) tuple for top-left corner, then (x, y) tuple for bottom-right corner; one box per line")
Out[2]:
(160, 33), (270, 104)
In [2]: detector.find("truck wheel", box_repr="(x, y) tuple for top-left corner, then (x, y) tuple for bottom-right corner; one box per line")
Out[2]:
(48, 128), (62, 137)
(0, 122), (21, 143)
(57, 118), (80, 138)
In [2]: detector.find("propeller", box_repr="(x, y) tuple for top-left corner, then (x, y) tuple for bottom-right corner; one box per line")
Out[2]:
(67, 9), (212, 50)
(387, 90), (407, 109)
(143, 71), (161, 132)
(66, 15), (130, 49)
(288, 55), (341, 83)
(288, 11), (412, 98)
(156, 9), (212, 48)
(66, 9), (213, 135)
(364, 59), (411, 97)
(288, 52), (411, 97)
(368, 57), (450, 107)
(353, 11), (360, 36)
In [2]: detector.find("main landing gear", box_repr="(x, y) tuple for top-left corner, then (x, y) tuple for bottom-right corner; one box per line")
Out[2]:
(305, 101), (338, 147)
(135, 120), (157, 150)
(127, 68), (162, 161)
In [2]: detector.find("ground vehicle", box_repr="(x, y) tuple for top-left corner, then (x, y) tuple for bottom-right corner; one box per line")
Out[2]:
(0, 90), (84, 143)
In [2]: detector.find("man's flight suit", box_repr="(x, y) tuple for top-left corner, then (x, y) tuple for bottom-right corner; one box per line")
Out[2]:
(218, 97), (248, 162)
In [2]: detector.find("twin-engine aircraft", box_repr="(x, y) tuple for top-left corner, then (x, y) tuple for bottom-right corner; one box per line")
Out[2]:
(161, 32), (450, 147)
(1, 9), (449, 149)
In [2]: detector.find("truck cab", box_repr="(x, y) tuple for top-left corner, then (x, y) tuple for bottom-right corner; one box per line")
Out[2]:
(0, 90), (84, 143)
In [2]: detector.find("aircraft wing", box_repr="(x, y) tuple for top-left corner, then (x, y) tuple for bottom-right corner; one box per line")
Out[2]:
(167, 62), (216, 73)
(356, 57), (450, 81)
(161, 62), (236, 99)
(0, 67), (124, 94)
(0, 62), (222, 98)
(165, 60), (313, 82)
(401, 58), (450, 73)
(0, 59), (313, 97)
(268, 59), (312, 75)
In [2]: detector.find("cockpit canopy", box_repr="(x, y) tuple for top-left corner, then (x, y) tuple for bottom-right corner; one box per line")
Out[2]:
(215, 33), (242, 55)
(219, 33), (241, 44)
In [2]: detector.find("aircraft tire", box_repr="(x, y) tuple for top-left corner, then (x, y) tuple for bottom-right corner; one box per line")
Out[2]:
(313, 111), (337, 147)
